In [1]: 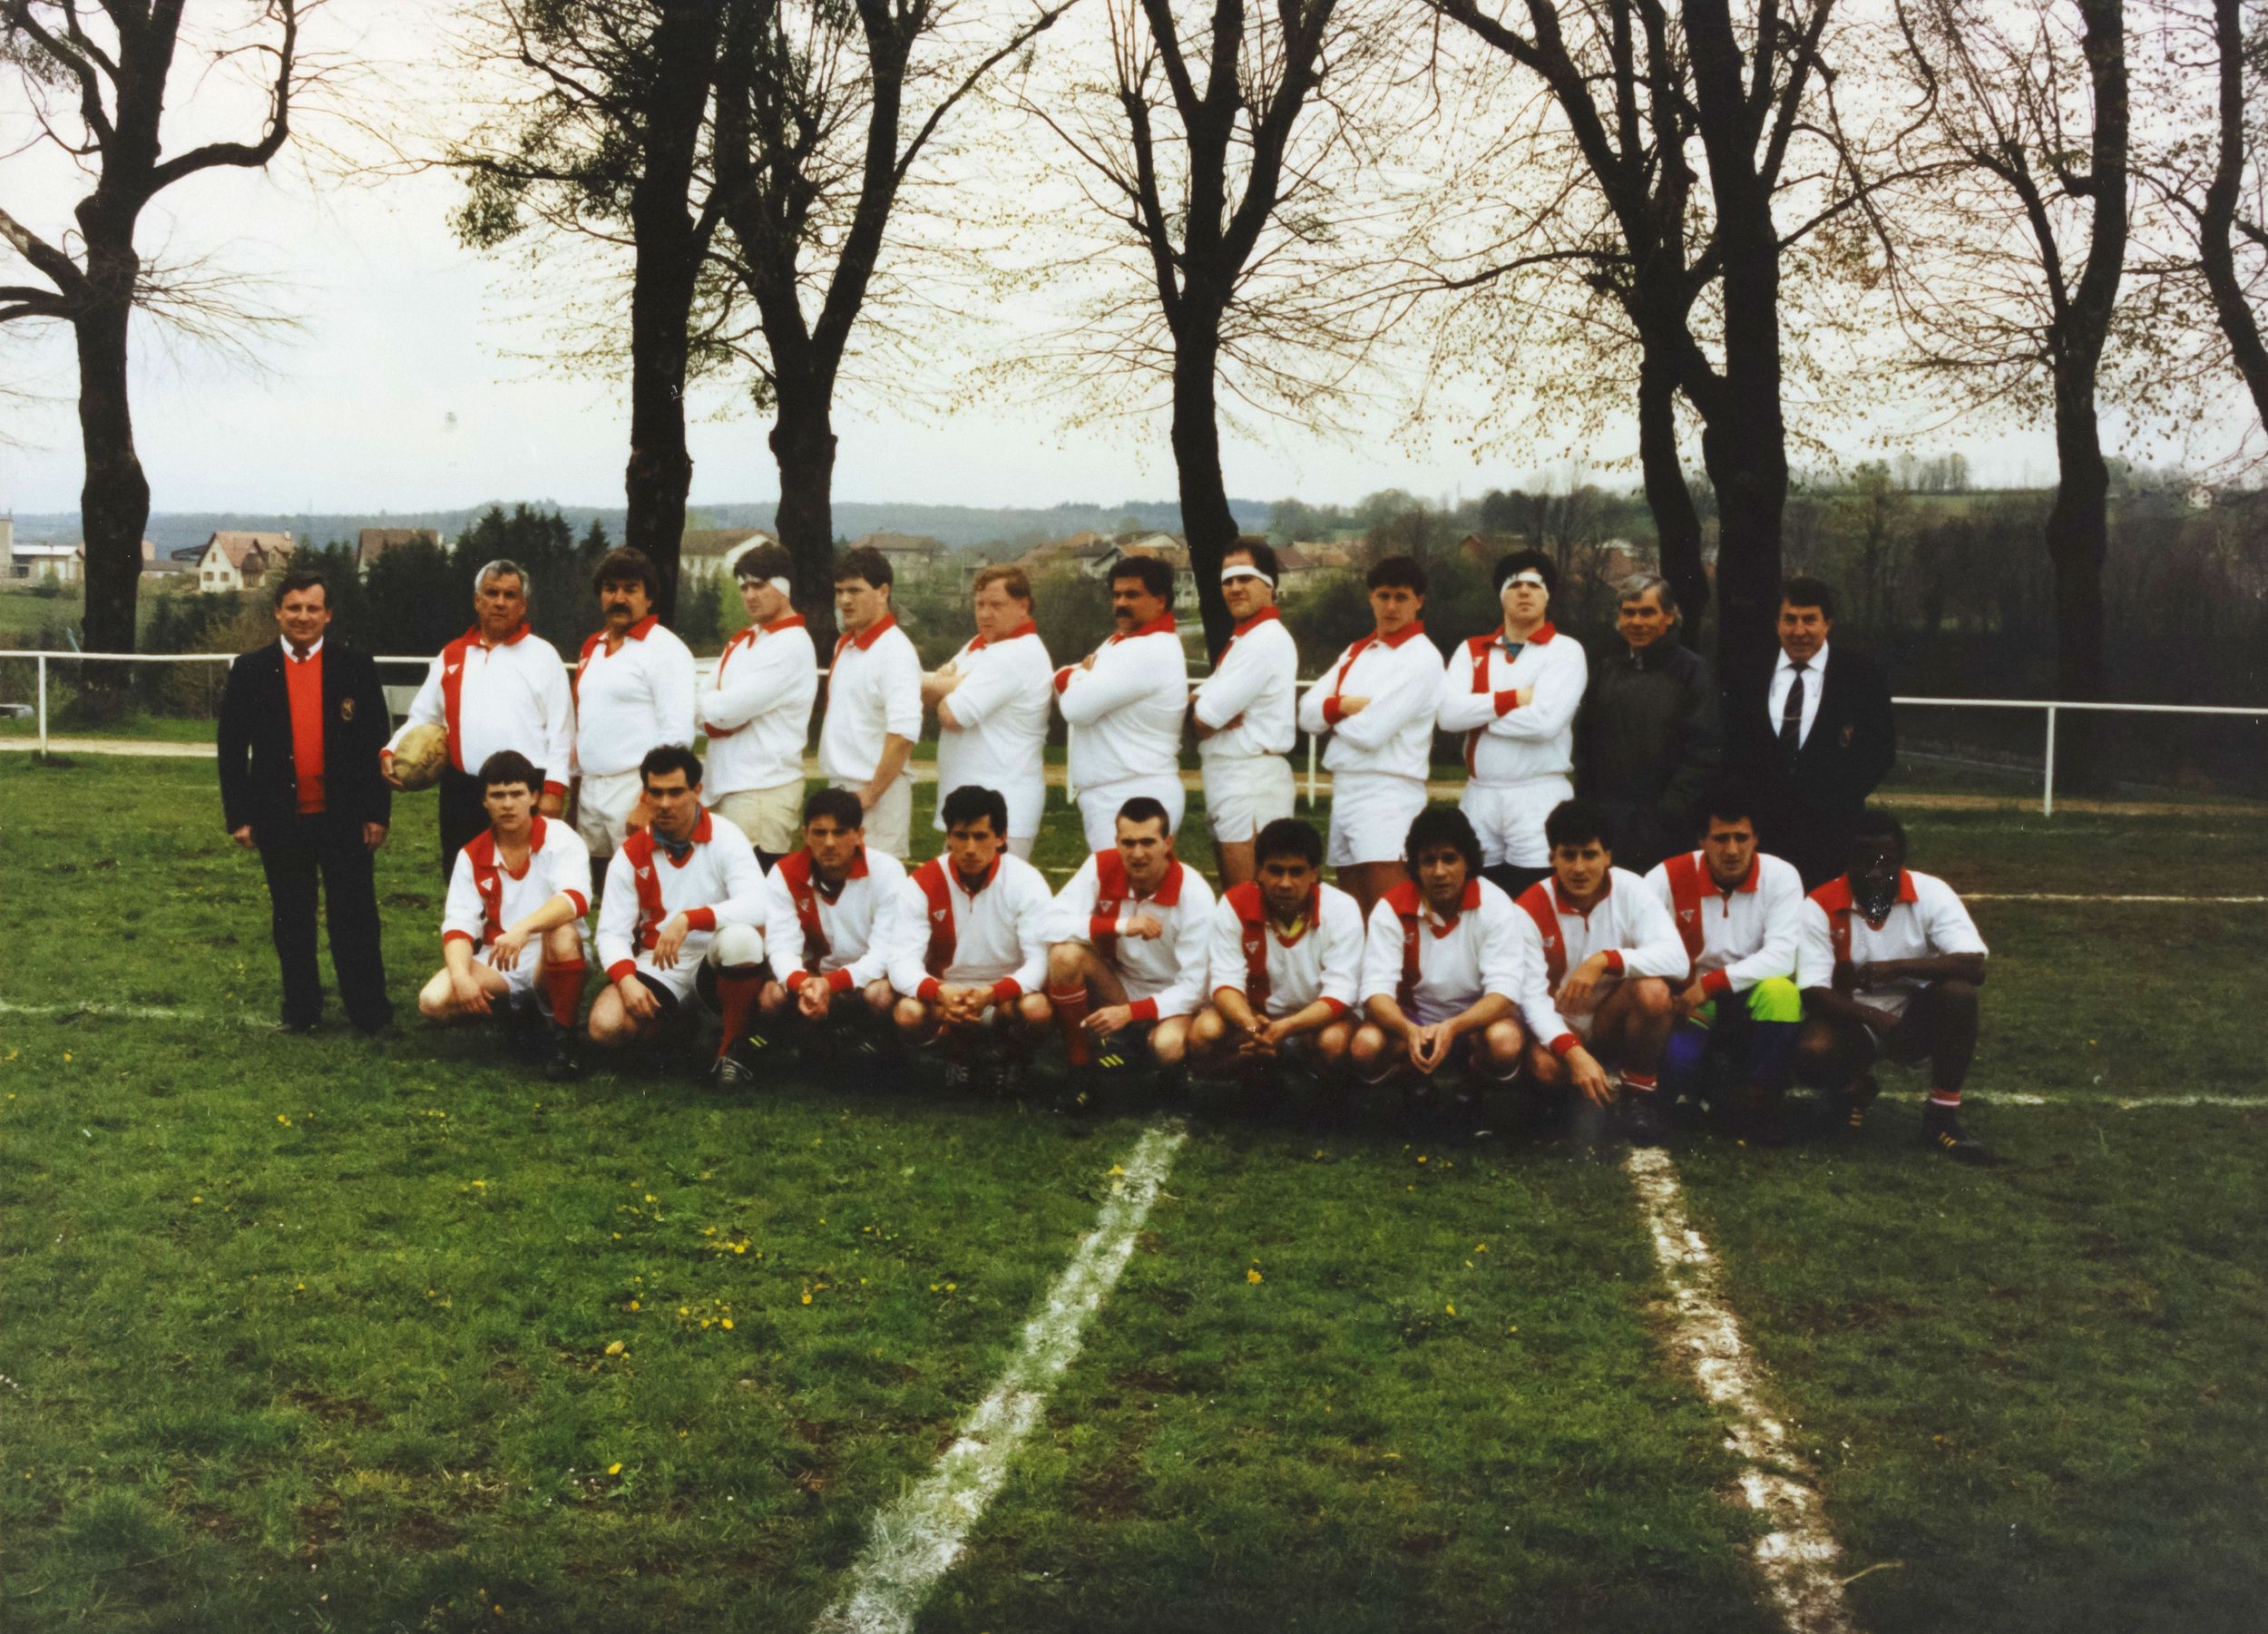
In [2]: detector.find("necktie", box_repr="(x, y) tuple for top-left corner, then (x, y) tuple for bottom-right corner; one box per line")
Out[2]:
(290, 645), (311, 663)
(1778, 661), (1809, 756)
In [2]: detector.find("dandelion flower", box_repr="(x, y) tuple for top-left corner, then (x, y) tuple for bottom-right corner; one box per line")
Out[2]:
(1247, 1269), (1263, 1285)
(604, 1340), (625, 1356)
(608, 1463), (622, 1476)
(721, 1318), (734, 1330)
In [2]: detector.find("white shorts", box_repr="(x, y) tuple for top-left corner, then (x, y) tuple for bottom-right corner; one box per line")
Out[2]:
(834, 774), (912, 860)
(475, 941), (543, 996)
(575, 768), (644, 856)
(934, 774), (1045, 845)
(1461, 776), (1571, 868)
(1076, 777), (1187, 855)
(1201, 756), (1295, 843)
(625, 922), (766, 1003)
(1325, 772), (1428, 867)
(709, 778), (805, 856)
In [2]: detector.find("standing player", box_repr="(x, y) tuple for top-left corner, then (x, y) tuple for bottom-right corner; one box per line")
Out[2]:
(1055, 554), (1189, 852)
(821, 546), (924, 859)
(1510, 799), (1688, 1144)
(1191, 542), (1299, 886)
(925, 564), (1054, 859)
(1642, 781), (1805, 1142)
(1438, 550), (1589, 899)
(416, 750), (593, 1081)
(1296, 555), (1443, 918)
(757, 788), (905, 1051)
(885, 784), (1056, 1091)
(589, 746), (770, 1085)
(1046, 796), (1217, 1099)
(1350, 806), (1530, 1125)
(572, 547), (697, 898)
(385, 558), (575, 882)
(1187, 817), (1364, 1102)
(1794, 807), (1993, 1162)
(699, 543), (819, 868)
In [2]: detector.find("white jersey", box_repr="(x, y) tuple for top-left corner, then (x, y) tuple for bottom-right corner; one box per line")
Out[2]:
(934, 623), (1054, 836)
(762, 845), (906, 993)
(1796, 868), (1988, 1020)
(885, 852), (1054, 1002)
(1193, 609), (1298, 761)
(699, 614), (818, 795)
(1510, 869), (1688, 1052)
(442, 816), (591, 947)
(1207, 880), (1365, 1020)
(1643, 850), (1804, 995)
(572, 617), (698, 777)
(821, 614), (924, 785)
(595, 811), (768, 983)
(1052, 851), (1217, 1021)
(1359, 877), (1530, 1027)
(1435, 622), (1587, 785)
(1297, 624), (1442, 780)
(389, 623), (575, 792)
(1056, 617), (1188, 790)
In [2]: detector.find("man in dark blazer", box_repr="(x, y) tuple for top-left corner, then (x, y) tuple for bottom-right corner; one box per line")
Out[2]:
(218, 569), (395, 1033)
(1576, 572), (1721, 873)
(1725, 577), (1896, 889)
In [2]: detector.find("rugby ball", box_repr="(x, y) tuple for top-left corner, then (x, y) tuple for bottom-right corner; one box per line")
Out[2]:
(391, 722), (449, 791)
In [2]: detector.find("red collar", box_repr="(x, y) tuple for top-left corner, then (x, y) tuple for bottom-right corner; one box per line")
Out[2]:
(1111, 613), (1178, 642)
(1702, 854), (1761, 895)
(971, 620), (1037, 651)
(952, 854), (1002, 895)
(1813, 870), (1920, 919)
(1389, 876), (1480, 932)
(1228, 880), (1318, 943)
(464, 621), (532, 650)
(1111, 853), (1186, 907)
(653, 809), (713, 864)
(806, 846), (869, 896)
(1230, 606), (1282, 638)
(1502, 621), (1555, 646)
(843, 612), (900, 652)
(621, 614), (659, 641)
(1550, 874), (1612, 915)
(1375, 620), (1429, 649)
(764, 612), (807, 632)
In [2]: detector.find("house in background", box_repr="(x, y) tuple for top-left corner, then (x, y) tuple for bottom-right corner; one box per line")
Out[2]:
(680, 526), (777, 587)
(846, 532), (949, 586)
(192, 531), (294, 592)
(357, 527), (443, 572)
(5, 526), (160, 583)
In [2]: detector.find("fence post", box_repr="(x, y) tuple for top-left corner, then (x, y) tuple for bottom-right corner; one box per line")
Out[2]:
(1305, 734), (1317, 810)
(35, 651), (48, 757)
(2041, 705), (2057, 817)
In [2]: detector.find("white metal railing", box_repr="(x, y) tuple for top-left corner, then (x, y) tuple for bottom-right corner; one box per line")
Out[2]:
(5, 647), (2264, 817)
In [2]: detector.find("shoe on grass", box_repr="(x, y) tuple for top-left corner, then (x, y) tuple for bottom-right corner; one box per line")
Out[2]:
(543, 1028), (582, 1083)
(1619, 1091), (1668, 1147)
(709, 1053), (756, 1091)
(1842, 1071), (1881, 1131)
(1922, 1103), (1996, 1165)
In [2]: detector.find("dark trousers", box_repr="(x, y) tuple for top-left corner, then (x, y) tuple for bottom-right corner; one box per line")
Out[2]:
(438, 764), (489, 885)
(1483, 863), (1551, 902)
(258, 810), (392, 1031)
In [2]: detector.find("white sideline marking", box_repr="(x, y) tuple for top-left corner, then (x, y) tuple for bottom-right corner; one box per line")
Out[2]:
(0, 999), (241, 1024)
(1625, 1145), (1860, 1634)
(1966, 893), (2266, 904)
(810, 1120), (1188, 1634)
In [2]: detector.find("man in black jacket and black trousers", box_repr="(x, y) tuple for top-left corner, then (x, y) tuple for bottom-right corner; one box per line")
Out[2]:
(218, 568), (395, 1034)
(1725, 576), (1897, 889)
(1575, 572), (1720, 873)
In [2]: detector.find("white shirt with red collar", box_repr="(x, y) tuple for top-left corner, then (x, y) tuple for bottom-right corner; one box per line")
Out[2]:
(594, 810), (768, 983)
(1051, 850), (1217, 1021)
(1360, 876), (1530, 1027)
(573, 616), (698, 777)
(699, 613), (819, 796)
(442, 816), (591, 949)
(762, 844), (906, 995)
(821, 613), (924, 784)
(1193, 607), (1298, 761)
(1055, 614), (1188, 790)
(389, 623), (575, 795)
(885, 851), (1053, 1004)
(935, 621), (1055, 832)
(1207, 880), (1365, 1021)
(1434, 622), (1588, 783)
(1510, 868), (1688, 1052)
(1643, 849), (1804, 997)
(1296, 622), (1443, 779)
(1796, 868), (1988, 1020)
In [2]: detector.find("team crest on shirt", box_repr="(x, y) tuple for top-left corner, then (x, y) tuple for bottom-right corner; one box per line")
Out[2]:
(637, 866), (652, 881)
(932, 907), (947, 923)
(445, 663), (462, 676)
(1677, 907), (1695, 923)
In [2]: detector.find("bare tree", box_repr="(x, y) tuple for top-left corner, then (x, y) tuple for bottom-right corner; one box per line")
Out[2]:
(1, 0), (310, 672)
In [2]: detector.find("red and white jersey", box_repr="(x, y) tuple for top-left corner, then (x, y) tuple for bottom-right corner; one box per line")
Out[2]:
(1056, 616), (1188, 790)
(1193, 608), (1298, 761)
(1052, 850), (1217, 1021)
(594, 811), (767, 983)
(1297, 623), (1443, 779)
(762, 845), (906, 993)
(573, 616), (698, 777)
(935, 623), (1054, 818)
(442, 816), (591, 948)
(1510, 869), (1688, 1052)
(389, 623), (575, 793)
(1434, 623), (1587, 785)
(1207, 881), (1365, 1020)
(1359, 877), (1530, 1027)
(1796, 869), (1988, 1019)
(700, 614), (819, 795)
(1643, 850), (1805, 996)
(885, 852), (1053, 1002)
(821, 614), (924, 784)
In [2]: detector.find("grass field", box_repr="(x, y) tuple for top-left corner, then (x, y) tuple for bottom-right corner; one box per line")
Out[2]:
(2, 755), (2263, 1632)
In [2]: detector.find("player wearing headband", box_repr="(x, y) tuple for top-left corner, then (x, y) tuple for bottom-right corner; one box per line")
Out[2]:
(699, 543), (819, 867)
(1191, 542), (1300, 886)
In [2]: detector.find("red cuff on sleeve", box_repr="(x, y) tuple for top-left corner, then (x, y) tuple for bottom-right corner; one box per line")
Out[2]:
(1602, 950), (1625, 975)
(787, 969), (813, 992)
(1089, 915), (1118, 941)
(1320, 997), (1349, 1019)
(563, 890), (590, 918)
(607, 959), (638, 984)
(1701, 968), (1732, 997)
(1322, 696), (1345, 726)
(1129, 997), (1159, 1022)
(826, 967), (855, 994)
(1493, 689), (1521, 716)
(991, 978), (1022, 1006)
(443, 930), (475, 947)
(917, 977), (943, 1003)
(684, 906), (718, 932)
(1549, 1032), (1580, 1057)
(1053, 666), (1074, 695)
(543, 780), (567, 797)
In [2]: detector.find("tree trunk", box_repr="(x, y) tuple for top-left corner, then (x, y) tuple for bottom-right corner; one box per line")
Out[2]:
(2201, 0), (2268, 438)
(623, 237), (699, 621)
(1636, 351), (1707, 635)
(1170, 324), (1237, 658)
(770, 381), (840, 649)
(2044, 371), (2109, 792)
(73, 233), (150, 695)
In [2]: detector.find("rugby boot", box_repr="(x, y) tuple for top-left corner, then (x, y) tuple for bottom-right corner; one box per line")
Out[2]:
(1841, 1071), (1881, 1132)
(1922, 1103), (1996, 1165)
(709, 1052), (757, 1091)
(544, 1027), (583, 1082)
(1619, 1089), (1669, 1148)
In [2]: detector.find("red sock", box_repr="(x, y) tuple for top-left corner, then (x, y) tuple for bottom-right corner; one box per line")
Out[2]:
(717, 969), (763, 1058)
(1927, 1089), (1960, 1109)
(543, 960), (587, 1030)
(1050, 984), (1092, 1066)
(1620, 1070), (1658, 1096)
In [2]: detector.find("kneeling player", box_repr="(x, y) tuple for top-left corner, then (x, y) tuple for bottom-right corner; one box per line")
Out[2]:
(417, 749), (593, 1080)
(1046, 796), (1216, 1101)
(757, 788), (904, 1053)
(589, 745), (769, 1084)
(1187, 817), (1362, 1105)
(884, 784), (1055, 1091)
(1643, 780), (1805, 1141)
(1510, 799), (1688, 1144)
(1794, 807), (1992, 1162)
(1350, 805), (1528, 1127)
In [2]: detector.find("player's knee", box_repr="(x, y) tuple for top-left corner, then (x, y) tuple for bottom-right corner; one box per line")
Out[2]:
(1150, 1025), (1188, 1067)
(1315, 1021), (1352, 1062)
(542, 924), (584, 963)
(416, 978), (453, 1021)
(757, 982), (792, 1018)
(1747, 975), (1803, 1024)
(1482, 1018), (1525, 1069)
(1529, 1044), (1566, 1084)
(711, 923), (765, 970)
(863, 980), (895, 1014)
(1016, 992), (1053, 1028)
(1935, 978), (1979, 1012)
(1348, 1024), (1384, 1066)
(1629, 978), (1674, 1019)
(892, 996), (927, 1033)
(1046, 943), (1086, 986)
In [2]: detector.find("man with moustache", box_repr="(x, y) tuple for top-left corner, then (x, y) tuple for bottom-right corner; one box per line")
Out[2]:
(1055, 553), (1190, 854)
(571, 546), (696, 898)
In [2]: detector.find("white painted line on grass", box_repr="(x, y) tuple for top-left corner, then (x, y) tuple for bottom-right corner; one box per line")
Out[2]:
(0, 999), (241, 1024)
(1966, 893), (2266, 904)
(810, 1120), (1188, 1634)
(1625, 1145), (1860, 1634)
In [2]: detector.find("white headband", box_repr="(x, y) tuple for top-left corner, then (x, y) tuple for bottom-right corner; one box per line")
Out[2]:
(1499, 569), (1549, 595)
(767, 576), (792, 596)
(1221, 563), (1276, 588)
